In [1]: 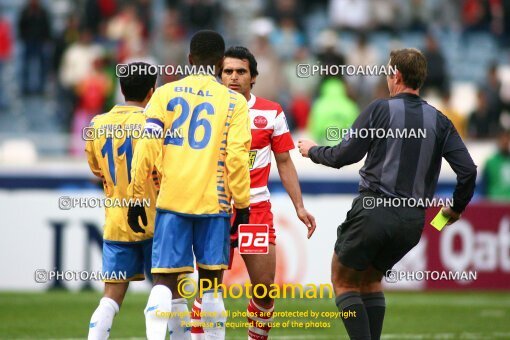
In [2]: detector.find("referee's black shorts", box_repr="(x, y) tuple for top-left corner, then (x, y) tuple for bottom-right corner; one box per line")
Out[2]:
(334, 191), (425, 273)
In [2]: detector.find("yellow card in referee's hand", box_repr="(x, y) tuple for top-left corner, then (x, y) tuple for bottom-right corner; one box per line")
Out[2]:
(431, 209), (450, 231)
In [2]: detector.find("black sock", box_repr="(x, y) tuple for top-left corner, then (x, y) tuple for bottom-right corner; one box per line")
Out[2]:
(335, 291), (371, 340)
(361, 292), (386, 340)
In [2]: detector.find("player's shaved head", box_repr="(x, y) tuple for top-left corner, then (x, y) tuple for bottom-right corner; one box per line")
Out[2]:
(120, 62), (157, 102)
(189, 30), (225, 68)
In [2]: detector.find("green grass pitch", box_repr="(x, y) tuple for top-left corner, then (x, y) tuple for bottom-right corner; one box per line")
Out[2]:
(1, 291), (509, 339)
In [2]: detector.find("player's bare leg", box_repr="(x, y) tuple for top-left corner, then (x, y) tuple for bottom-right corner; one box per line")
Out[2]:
(104, 282), (129, 306)
(331, 252), (371, 339)
(360, 267), (385, 340)
(241, 244), (276, 340)
(197, 268), (227, 339)
(88, 283), (128, 340)
(153, 273), (181, 295)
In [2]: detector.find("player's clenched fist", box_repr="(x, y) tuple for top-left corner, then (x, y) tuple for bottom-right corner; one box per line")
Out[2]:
(127, 204), (147, 233)
(232, 207), (249, 228)
(298, 139), (317, 158)
(230, 207), (250, 248)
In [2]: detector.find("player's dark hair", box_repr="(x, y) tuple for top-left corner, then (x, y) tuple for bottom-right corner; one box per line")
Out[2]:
(389, 48), (427, 90)
(190, 30), (225, 66)
(119, 62), (157, 102)
(223, 46), (259, 78)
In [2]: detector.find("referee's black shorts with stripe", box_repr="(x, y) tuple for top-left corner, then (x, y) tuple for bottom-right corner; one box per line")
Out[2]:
(334, 191), (425, 273)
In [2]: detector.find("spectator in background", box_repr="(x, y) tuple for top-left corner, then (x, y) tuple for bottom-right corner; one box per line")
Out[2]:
(266, 0), (304, 30)
(483, 130), (510, 201)
(59, 29), (104, 129)
(71, 57), (112, 156)
(422, 33), (449, 95)
(501, 0), (510, 47)
(346, 32), (380, 108)
(53, 15), (80, 130)
(18, 0), (51, 95)
(270, 15), (305, 61)
(430, 0), (462, 31)
(152, 8), (187, 83)
(315, 29), (346, 71)
(106, 4), (144, 62)
(0, 9), (12, 108)
(53, 15), (80, 82)
(439, 90), (466, 138)
(308, 78), (358, 145)
(468, 89), (497, 139)
(329, 0), (371, 32)
(461, 0), (495, 33)
(181, 0), (221, 33)
(250, 19), (284, 102)
(372, 0), (398, 33)
(136, 0), (153, 38)
(84, 0), (117, 36)
(482, 62), (503, 132)
(406, 0), (431, 31)
(222, 0), (264, 45)
(59, 29), (104, 94)
(84, 0), (101, 35)
(76, 57), (112, 116)
(283, 46), (318, 131)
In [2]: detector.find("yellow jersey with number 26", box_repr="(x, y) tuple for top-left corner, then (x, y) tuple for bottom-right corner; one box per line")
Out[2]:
(129, 74), (251, 216)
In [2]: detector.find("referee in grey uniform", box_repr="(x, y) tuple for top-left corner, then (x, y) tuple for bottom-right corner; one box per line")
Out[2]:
(298, 48), (477, 340)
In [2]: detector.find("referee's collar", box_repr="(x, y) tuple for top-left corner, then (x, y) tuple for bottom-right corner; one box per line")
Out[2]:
(393, 92), (421, 100)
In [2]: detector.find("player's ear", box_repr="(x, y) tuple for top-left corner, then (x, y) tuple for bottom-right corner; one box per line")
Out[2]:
(250, 75), (257, 89)
(149, 86), (155, 97)
(395, 70), (403, 84)
(215, 57), (225, 77)
(188, 53), (193, 65)
(145, 87), (155, 102)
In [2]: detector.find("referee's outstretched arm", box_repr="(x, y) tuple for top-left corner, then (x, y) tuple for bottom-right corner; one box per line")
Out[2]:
(306, 100), (380, 169)
(442, 123), (477, 213)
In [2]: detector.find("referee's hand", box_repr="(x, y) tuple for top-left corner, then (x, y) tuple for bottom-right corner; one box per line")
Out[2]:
(127, 204), (147, 233)
(441, 206), (461, 226)
(298, 139), (317, 158)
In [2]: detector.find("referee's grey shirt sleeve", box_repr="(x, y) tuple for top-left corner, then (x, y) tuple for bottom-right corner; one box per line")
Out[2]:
(309, 100), (380, 168)
(442, 122), (477, 213)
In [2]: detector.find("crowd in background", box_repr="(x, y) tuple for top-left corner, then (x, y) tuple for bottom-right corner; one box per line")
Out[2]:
(0, 0), (509, 200)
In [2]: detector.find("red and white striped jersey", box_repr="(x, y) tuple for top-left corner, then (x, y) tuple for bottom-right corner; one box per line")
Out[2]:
(247, 93), (295, 203)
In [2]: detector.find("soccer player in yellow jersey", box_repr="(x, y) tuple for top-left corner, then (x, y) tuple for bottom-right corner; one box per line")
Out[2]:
(127, 31), (251, 339)
(85, 62), (159, 339)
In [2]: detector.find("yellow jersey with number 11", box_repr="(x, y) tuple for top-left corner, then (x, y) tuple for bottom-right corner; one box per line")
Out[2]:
(85, 105), (160, 242)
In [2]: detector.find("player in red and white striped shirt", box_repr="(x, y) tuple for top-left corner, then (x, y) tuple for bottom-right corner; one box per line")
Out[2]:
(190, 46), (316, 340)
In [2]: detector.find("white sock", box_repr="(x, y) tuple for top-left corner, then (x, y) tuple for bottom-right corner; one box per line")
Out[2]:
(88, 297), (119, 340)
(201, 290), (227, 339)
(145, 285), (173, 340)
(191, 333), (205, 340)
(168, 298), (191, 339)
